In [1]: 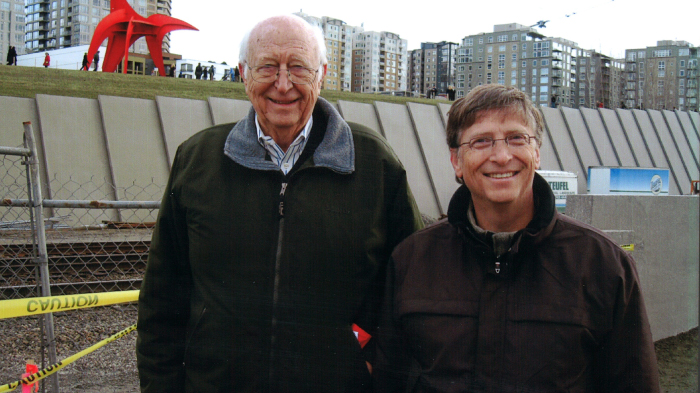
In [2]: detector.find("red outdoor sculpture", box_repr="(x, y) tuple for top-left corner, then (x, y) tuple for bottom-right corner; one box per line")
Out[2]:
(87, 0), (197, 75)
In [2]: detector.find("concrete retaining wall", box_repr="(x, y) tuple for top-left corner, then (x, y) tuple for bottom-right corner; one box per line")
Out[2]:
(1, 94), (698, 338)
(566, 194), (699, 341)
(2, 94), (697, 215)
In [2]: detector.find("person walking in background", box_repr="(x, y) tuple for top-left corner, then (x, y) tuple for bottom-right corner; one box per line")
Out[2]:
(234, 65), (240, 82)
(43, 52), (50, 68)
(93, 50), (100, 71)
(81, 53), (89, 70)
(374, 84), (660, 393)
(202, 65), (208, 80)
(136, 14), (422, 393)
(209, 64), (215, 80)
(6, 46), (17, 65)
(195, 62), (202, 79)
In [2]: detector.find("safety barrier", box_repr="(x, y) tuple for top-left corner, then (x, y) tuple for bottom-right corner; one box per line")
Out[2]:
(1, 125), (157, 393)
(0, 290), (139, 320)
(0, 290), (139, 392)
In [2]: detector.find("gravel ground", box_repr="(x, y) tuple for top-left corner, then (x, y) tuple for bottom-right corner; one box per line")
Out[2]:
(0, 305), (139, 393)
(1, 299), (696, 392)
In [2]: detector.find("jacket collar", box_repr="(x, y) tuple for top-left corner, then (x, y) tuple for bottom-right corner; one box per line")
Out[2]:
(448, 172), (557, 247)
(223, 97), (355, 174)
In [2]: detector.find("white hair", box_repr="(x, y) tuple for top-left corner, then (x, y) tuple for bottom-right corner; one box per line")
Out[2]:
(239, 14), (327, 80)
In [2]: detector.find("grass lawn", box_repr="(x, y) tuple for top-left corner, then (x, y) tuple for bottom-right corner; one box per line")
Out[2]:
(1, 63), (697, 392)
(0, 64), (439, 105)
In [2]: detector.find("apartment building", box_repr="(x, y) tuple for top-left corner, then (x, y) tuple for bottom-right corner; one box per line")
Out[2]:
(408, 41), (458, 97)
(23, 0), (172, 55)
(294, 12), (363, 91)
(1, 0), (27, 57)
(574, 50), (625, 108)
(624, 41), (699, 111)
(351, 30), (407, 93)
(455, 24), (583, 107)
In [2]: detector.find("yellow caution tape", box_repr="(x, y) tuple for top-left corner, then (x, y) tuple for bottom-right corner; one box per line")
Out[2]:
(0, 290), (139, 320)
(0, 324), (137, 392)
(620, 244), (635, 252)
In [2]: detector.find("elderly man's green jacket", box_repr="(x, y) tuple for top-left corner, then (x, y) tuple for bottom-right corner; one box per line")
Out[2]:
(136, 98), (423, 392)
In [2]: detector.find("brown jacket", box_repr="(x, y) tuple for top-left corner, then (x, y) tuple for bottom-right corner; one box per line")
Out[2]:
(374, 174), (660, 393)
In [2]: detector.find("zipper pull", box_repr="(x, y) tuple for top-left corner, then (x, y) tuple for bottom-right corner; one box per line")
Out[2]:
(495, 261), (501, 274)
(279, 183), (288, 217)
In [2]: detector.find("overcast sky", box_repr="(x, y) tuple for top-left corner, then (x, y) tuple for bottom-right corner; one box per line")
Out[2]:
(168, 0), (698, 66)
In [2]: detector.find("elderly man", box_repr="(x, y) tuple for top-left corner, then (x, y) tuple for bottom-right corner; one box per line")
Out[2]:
(373, 84), (660, 392)
(136, 14), (422, 393)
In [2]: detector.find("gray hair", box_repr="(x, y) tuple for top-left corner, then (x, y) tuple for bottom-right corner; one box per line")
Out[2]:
(239, 14), (328, 79)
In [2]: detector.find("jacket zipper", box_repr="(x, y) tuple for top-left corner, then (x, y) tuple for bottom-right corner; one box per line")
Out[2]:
(269, 181), (287, 386)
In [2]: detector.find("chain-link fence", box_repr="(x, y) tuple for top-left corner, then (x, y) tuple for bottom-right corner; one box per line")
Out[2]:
(1, 124), (164, 392)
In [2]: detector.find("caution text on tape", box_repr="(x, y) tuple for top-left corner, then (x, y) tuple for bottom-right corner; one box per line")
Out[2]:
(0, 290), (139, 320)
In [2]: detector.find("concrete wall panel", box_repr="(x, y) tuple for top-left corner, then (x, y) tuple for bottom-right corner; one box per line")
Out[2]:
(560, 107), (601, 179)
(676, 111), (700, 169)
(541, 108), (587, 192)
(208, 97), (252, 125)
(437, 103), (451, 126)
(35, 94), (118, 223)
(581, 108), (619, 166)
(648, 110), (691, 194)
(98, 95), (168, 222)
(336, 100), (382, 136)
(617, 109), (653, 167)
(566, 195), (699, 341)
(689, 111), (700, 137)
(539, 126), (562, 171)
(599, 109), (636, 167)
(0, 97), (39, 148)
(407, 102), (458, 215)
(155, 96), (213, 166)
(664, 110), (699, 180)
(632, 110), (679, 194)
(374, 101), (440, 218)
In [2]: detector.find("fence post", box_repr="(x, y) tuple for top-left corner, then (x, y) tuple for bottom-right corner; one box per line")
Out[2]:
(23, 122), (60, 393)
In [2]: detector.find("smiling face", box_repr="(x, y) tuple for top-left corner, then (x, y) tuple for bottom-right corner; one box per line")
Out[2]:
(450, 109), (540, 218)
(240, 16), (326, 147)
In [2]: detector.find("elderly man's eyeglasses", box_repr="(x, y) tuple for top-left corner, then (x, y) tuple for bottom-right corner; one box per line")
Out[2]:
(459, 134), (538, 151)
(249, 64), (320, 85)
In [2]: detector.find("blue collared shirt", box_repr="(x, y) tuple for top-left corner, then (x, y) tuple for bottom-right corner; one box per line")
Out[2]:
(255, 115), (313, 175)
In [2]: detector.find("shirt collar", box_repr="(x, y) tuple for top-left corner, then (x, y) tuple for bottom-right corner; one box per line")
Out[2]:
(255, 114), (313, 148)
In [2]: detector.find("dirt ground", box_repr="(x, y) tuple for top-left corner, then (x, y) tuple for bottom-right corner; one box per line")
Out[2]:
(1, 307), (696, 392)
